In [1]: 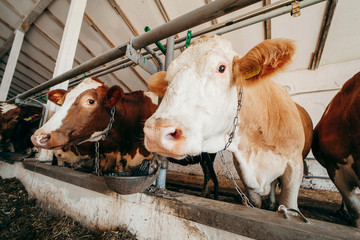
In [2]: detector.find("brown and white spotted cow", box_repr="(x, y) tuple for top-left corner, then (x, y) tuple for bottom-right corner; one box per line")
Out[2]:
(0, 102), (42, 155)
(31, 77), (158, 172)
(312, 72), (360, 227)
(144, 35), (307, 210)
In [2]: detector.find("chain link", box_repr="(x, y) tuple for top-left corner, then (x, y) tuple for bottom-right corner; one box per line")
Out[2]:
(94, 107), (116, 176)
(223, 87), (243, 151)
(219, 87), (254, 207)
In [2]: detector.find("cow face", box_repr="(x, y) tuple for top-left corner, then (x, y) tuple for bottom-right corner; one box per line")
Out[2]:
(144, 35), (294, 159)
(31, 78), (123, 149)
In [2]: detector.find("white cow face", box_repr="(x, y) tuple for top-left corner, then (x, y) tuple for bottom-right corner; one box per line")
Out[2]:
(144, 36), (239, 158)
(144, 35), (295, 159)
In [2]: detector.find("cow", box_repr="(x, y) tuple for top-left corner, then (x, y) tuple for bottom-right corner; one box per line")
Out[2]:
(144, 35), (307, 210)
(0, 102), (43, 159)
(312, 71), (360, 227)
(31, 77), (158, 174)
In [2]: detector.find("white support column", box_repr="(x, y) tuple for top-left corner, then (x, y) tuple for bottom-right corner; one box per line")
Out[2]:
(38, 0), (87, 161)
(0, 30), (25, 101)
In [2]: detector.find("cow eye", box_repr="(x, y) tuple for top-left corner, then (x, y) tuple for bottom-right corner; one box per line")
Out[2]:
(218, 65), (226, 73)
(88, 99), (95, 105)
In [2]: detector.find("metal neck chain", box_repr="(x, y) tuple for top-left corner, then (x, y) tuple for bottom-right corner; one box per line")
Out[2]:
(95, 107), (116, 176)
(224, 87), (243, 151)
(219, 87), (254, 208)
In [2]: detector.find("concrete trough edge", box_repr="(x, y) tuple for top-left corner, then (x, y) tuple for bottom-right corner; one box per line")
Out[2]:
(0, 160), (359, 240)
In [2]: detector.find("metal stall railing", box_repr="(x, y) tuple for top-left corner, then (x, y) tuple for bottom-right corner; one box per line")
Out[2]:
(9, 0), (258, 102)
(23, 0), (326, 102)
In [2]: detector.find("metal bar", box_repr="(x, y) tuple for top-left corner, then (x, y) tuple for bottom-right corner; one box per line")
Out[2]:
(12, 0), (257, 101)
(263, 0), (272, 39)
(168, 0), (321, 46)
(144, 46), (164, 71)
(165, 36), (175, 70)
(309, 0), (337, 70)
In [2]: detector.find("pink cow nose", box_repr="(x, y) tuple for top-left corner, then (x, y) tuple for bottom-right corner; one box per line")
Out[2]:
(39, 134), (51, 144)
(165, 127), (182, 140)
(144, 120), (183, 155)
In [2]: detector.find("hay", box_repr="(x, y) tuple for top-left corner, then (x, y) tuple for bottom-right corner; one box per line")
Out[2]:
(0, 177), (136, 240)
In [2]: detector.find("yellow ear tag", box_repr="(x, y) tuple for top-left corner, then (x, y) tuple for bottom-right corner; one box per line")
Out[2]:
(57, 99), (64, 105)
(244, 66), (261, 80)
(23, 116), (32, 121)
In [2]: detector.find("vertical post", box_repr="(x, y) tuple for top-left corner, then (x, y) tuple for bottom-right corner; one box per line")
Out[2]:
(37, 0), (87, 161)
(165, 36), (175, 70)
(0, 30), (25, 101)
(263, 0), (271, 40)
(156, 36), (175, 189)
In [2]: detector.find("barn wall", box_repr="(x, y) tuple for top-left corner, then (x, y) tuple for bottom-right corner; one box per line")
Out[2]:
(168, 59), (360, 192)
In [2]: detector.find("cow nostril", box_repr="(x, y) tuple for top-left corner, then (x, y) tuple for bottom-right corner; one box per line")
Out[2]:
(169, 129), (182, 139)
(39, 134), (50, 144)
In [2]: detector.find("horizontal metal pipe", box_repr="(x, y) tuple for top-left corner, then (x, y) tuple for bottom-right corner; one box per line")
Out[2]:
(12, 0), (257, 101)
(152, 0), (325, 53)
(216, 0), (326, 35)
(22, 0), (326, 101)
(171, 0), (296, 46)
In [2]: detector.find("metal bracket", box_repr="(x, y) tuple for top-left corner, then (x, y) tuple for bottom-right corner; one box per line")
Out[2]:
(291, 1), (301, 17)
(126, 38), (158, 75)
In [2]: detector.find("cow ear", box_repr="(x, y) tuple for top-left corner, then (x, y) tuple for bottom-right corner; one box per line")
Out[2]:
(148, 71), (168, 97)
(48, 89), (67, 106)
(105, 86), (124, 107)
(232, 39), (295, 86)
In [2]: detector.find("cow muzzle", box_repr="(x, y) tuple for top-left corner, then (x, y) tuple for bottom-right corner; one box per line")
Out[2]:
(31, 132), (51, 148)
(31, 130), (69, 149)
(144, 119), (188, 159)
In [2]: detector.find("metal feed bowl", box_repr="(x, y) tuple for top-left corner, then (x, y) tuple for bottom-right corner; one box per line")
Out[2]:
(104, 160), (159, 195)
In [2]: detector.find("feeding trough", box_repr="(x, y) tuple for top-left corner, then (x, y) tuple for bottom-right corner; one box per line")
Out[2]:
(104, 158), (160, 194)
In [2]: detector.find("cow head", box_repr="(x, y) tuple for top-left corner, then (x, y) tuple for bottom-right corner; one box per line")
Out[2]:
(144, 35), (294, 159)
(31, 78), (123, 149)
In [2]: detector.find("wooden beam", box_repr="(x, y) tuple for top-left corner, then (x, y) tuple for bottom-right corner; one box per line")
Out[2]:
(309, 0), (338, 70)
(0, 0), (55, 59)
(1, 0), (25, 18)
(154, 0), (184, 52)
(204, 0), (218, 25)
(263, 0), (271, 39)
(107, 0), (139, 36)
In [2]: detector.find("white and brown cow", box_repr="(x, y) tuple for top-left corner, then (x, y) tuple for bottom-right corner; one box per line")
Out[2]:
(312, 71), (360, 227)
(144, 35), (307, 209)
(31, 77), (158, 172)
(0, 102), (42, 156)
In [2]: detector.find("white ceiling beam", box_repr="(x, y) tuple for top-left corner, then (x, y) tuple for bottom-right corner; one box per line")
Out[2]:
(0, 30), (24, 101)
(38, 0), (87, 161)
